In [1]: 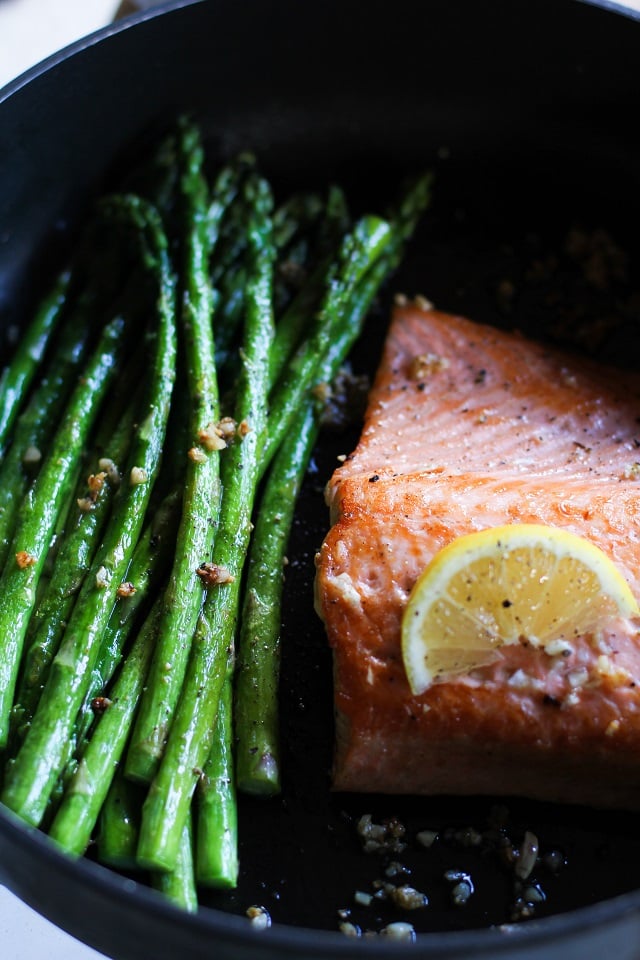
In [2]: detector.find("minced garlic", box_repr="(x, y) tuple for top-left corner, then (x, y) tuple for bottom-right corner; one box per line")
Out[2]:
(130, 466), (148, 485)
(408, 352), (449, 381)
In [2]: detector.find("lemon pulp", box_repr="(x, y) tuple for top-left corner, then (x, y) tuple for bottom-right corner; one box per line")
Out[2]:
(401, 524), (639, 695)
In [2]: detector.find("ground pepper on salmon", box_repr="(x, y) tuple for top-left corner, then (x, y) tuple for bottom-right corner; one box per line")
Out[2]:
(315, 299), (640, 809)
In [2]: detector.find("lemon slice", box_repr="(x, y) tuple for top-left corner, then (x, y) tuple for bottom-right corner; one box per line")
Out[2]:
(401, 524), (639, 695)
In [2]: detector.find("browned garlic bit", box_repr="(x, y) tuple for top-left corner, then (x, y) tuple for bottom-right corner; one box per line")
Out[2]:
(444, 870), (474, 907)
(196, 562), (235, 587)
(338, 917), (416, 941)
(197, 422), (227, 452)
(22, 445), (41, 465)
(130, 466), (148, 485)
(90, 696), (112, 715)
(77, 471), (108, 511)
(515, 831), (539, 881)
(98, 457), (121, 487)
(188, 446), (208, 464)
(311, 381), (332, 404)
(395, 291), (434, 311)
(116, 581), (137, 598)
(15, 551), (37, 569)
(388, 885), (428, 910)
(413, 294), (434, 311)
(416, 829), (438, 849)
(356, 814), (407, 855)
(87, 472), (106, 495)
(245, 905), (271, 930)
(379, 922), (416, 942)
(353, 890), (373, 908)
(408, 352), (449, 381)
(216, 417), (239, 443)
(344, 805), (565, 934)
(236, 419), (251, 439)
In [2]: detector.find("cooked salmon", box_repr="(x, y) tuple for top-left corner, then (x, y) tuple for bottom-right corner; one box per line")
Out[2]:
(314, 301), (640, 809)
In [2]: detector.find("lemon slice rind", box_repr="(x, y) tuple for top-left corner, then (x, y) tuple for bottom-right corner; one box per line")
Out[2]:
(401, 524), (639, 695)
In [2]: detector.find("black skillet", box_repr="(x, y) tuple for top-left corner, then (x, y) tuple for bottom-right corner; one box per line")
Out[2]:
(1, 1), (640, 957)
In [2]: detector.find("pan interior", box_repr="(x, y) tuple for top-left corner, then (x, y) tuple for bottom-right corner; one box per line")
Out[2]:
(0, 0), (639, 946)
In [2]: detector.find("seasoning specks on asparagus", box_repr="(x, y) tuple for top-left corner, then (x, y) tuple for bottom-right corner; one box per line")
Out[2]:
(0, 116), (430, 907)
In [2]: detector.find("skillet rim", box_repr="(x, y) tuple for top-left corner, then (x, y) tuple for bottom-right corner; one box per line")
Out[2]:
(1, 0), (639, 106)
(2, 794), (640, 958)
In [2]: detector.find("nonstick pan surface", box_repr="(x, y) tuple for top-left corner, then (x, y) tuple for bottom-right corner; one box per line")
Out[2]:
(1, 1), (640, 958)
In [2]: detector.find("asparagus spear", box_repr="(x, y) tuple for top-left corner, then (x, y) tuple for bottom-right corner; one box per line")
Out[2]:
(311, 172), (433, 380)
(48, 599), (161, 856)
(97, 764), (198, 911)
(268, 184), (350, 384)
(261, 215), (392, 476)
(76, 488), (181, 748)
(272, 191), (325, 252)
(195, 670), (238, 888)
(233, 410), (316, 795)
(235, 173), (434, 793)
(0, 271), (70, 457)
(40, 490), (180, 812)
(136, 174), (275, 872)
(207, 154), (256, 285)
(151, 813), (198, 912)
(11, 399), (138, 740)
(233, 271), (387, 796)
(98, 771), (144, 870)
(11, 472), (114, 741)
(1, 194), (177, 825)
(125, 122), (223, 784)
(272, 191), (327, 314)
(0, 316), (125, 746)
(0, 314), (96, 568)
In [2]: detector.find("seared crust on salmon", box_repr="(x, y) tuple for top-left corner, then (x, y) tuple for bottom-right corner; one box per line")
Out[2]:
(315, 303), (640, 809)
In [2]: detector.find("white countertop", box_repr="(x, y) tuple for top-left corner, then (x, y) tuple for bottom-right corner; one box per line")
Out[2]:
(1, 0), (640, 958)
(0, 0), (119, 91)
(0, 885), (107, 960)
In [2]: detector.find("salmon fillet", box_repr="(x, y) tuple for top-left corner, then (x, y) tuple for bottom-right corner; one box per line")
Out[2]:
(314, 302), (640, 809)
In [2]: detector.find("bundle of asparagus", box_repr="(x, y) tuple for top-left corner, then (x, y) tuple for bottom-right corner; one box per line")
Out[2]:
(0, 117), (431, 910)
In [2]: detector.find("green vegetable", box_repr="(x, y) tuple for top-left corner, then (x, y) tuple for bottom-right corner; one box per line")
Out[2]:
(97, 771), (144, 870)
(76, 488), (181, 749)
(151, 813), (198, 912)
(0, 271), (70, 458)
(233, 404), (317, 795)
(0, 118), (431, 910)
(0, 195), (177, 824)
(196, 670), (238, 887)
(268, 184), (349, 384)
(136, 174), (275, 872)
(125, 122), (222, 784)
(234, 172), (433, 794)
(0, 310), (93, 568)
(11, 398), (138, 742)
(0, 316), (125, 747)
(48, 600), (161, 856)
(262, 215), (392, 476)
